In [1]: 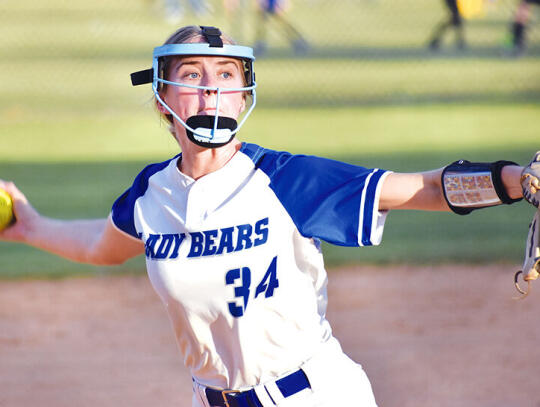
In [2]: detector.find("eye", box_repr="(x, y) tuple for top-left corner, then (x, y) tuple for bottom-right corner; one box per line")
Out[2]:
(220, 72), (232, 79)
(180, 71), (199, 81)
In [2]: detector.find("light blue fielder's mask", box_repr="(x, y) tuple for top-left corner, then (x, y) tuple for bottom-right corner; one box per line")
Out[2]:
(130, 26), (256, 148)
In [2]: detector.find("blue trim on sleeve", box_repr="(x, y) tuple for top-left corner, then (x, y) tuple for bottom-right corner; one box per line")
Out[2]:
(240, 143), (385, 247)
(360, 169), (385, 246)
(111, 155), (180, 239)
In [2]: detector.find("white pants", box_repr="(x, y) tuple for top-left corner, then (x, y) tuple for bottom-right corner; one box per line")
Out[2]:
(191, 338), (378, 407)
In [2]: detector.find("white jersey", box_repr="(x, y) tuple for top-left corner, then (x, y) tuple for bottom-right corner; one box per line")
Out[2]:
(111, 142), (390, 390)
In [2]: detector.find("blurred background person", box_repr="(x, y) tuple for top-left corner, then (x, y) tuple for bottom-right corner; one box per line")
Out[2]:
(428, 0), (467, 50)
(506, 0), (540, 56)
(253, 0), (310, 56)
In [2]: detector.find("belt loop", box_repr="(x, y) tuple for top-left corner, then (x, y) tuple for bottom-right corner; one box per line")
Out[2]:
(263, 381), (285, 405)
(253, 384), (277, 406)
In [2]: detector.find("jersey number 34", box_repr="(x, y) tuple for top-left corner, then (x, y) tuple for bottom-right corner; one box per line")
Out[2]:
(225, 256), (279, 318)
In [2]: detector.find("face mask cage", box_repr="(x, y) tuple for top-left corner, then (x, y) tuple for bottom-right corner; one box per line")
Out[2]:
(131, 42), (257, 145)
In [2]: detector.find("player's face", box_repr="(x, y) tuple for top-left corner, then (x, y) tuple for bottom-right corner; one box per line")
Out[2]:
(161, 56), (247, 128)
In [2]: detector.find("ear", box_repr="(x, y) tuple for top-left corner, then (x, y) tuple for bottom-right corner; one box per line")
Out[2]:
(156, 100), (168, 114)
(239, 96), (246, 114)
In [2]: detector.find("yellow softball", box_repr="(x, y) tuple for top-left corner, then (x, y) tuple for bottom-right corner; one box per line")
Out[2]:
(0, 188), (14, 231)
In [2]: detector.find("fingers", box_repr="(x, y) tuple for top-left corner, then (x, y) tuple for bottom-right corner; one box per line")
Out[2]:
(0, 180), (28, 205)
(0, 180), (27, 223)
(0, 181), (18, 236)
(0, 180), (40, 242)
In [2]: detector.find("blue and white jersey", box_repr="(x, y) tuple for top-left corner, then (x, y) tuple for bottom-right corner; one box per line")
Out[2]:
(111, 142), (390, 390)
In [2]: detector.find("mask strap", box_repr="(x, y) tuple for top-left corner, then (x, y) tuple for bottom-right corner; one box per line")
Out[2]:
(131, 69), (153, 86)
(200, 26), (223, 48)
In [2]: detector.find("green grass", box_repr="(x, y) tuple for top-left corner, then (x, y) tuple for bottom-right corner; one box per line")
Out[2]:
(0, 0), (539, 277)
(1, 103), (538, 277)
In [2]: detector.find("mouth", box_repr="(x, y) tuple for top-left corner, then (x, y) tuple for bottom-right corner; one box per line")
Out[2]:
(197, 108), (230, 117)
(197, 109), (216, 115)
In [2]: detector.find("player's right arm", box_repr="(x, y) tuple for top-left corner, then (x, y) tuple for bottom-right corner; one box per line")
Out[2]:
(0, 181), (144, 265)
(379, 164), (524, 212)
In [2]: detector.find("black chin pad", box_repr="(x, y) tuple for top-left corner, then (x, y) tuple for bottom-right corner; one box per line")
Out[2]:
(185, 115), (238, 148)
(186, 115), (237, 131)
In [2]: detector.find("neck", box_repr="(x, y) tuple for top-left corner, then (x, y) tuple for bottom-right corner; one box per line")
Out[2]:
(179, 139), (242, 180)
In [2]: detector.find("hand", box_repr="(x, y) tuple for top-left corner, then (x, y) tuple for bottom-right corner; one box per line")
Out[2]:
(521, 151), (540, 207)
(0, 180), (40, 243)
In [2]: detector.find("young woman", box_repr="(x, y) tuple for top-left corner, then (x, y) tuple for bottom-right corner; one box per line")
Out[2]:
(1, 25), (538, 407)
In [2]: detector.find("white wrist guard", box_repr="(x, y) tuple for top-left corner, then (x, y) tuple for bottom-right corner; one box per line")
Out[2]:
(442, 160), (522, 215)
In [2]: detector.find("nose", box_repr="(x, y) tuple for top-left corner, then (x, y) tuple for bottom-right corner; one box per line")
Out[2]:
(201, 74), (218, 95)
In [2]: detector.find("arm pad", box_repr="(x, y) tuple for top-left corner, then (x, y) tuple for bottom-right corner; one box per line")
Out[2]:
(442, 160), (522, 215)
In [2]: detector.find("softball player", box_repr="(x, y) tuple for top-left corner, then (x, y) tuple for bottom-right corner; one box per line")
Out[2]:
(0, 25), (535, 407)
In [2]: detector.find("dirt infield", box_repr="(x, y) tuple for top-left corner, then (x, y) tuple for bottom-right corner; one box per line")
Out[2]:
(1, 264), (539, 407)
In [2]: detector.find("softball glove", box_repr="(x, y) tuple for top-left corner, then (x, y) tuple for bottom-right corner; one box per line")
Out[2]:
(514, 209), (540, 298)
(521, 151), (540, 208)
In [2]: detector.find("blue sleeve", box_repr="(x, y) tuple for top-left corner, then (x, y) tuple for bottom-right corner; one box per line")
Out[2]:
(242, 144), (388, 247)
(111, 157), (177, 239)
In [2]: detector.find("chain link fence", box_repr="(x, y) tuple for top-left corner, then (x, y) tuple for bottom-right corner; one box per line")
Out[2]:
(1, 0), (539, 115)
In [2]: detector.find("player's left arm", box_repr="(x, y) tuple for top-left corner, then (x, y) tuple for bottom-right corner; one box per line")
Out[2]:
(379, 165), (523, 211)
